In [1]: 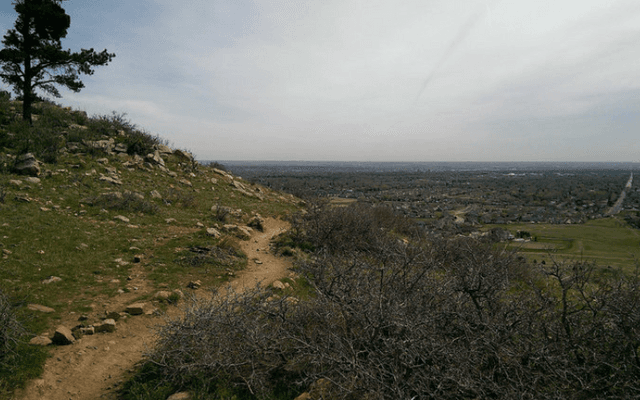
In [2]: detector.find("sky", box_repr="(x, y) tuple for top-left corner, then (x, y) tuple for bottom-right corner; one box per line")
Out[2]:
(0, 0), (639, 162)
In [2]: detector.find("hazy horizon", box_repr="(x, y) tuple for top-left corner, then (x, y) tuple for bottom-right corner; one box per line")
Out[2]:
(1, 1), (638, 162)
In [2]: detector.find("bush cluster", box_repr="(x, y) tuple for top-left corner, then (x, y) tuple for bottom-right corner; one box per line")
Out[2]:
(138, 204), (640, 399)
(0, 289), (24, 368)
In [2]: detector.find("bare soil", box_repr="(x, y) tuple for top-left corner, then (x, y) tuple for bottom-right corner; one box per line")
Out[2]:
(15, 218), (292, 400)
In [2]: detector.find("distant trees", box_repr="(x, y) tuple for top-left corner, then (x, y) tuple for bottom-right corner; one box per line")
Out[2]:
(0, 0), (114, 123)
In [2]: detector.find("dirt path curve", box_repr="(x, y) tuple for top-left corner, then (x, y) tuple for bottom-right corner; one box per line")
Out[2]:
(15, 218), (292, 400)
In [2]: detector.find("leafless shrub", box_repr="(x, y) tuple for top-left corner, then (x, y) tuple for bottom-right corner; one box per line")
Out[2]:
(149, 204), (640, 399)
(0, 290), (25, 368)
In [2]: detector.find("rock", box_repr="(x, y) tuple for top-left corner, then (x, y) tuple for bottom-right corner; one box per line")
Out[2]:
(83, 138), (114, 153)
(28, 304), (55, 313)
(133, 254), (143, 263)
(52, 326), (75, 345)
(165, 218), (177, 224)
(80, 326), (95, 335)
(99, 174), (122, 185)
(247, 215), (265, 232)
(167, 392), (192, 400)
(96, 157), (109, 164)
(223, 224), (252, 240)
(106, 311), (122, 321)
(206, 227), (221, 238)
(114, 143), (128, 153)
(30, 336), (52, 346)
(14, 153), (40, 176)
(95, 319), (116, 333)
(24, 177), (41, 184)
(145, 150), (165, 167)
(154, 291), (172, 301)
(114, 215), (130, 223)
(172, 289), (185, 299)
(150, 190), (162, 199)
(178, 178), (192, 186)
(173, 149), (194, 161)
(293, 393), (311, 400)
(187, 280), (201, 289)
(41, 276), (62, 284)
(9, 179), (22, 186)
(155, 144), (173, 155)
(272, 280), (286, 290)
(126, 303), (146, 315)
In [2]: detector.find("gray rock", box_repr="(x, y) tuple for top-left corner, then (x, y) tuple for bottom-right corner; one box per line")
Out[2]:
(145, 150), (165, 167)
(156, 144), (173, 155)
(14, 153), (40, 176)
(24, 177), (41, 184)
(154, 291), (172, 301)
(52, 326), (75, 345)
(114, 143), (128, 153)
(150, 190), (162, 199)
(173, 149), (194, 161)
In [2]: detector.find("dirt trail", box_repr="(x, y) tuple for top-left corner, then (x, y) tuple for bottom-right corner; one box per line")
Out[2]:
(15, 218), (292, 400)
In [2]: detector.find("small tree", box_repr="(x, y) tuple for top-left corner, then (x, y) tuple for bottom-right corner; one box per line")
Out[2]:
(0, 0), (115, 123)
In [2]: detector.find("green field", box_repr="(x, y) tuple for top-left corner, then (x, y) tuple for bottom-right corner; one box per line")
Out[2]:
(485, 216), (640, 270)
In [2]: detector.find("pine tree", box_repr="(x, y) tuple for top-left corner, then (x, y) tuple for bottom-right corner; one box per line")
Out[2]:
(0, 0), (115, 123)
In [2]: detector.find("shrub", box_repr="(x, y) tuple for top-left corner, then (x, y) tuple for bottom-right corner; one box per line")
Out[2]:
(0, 289), (24, 368)
(86, 191), (159, 214)
(142, 204), (640, 399)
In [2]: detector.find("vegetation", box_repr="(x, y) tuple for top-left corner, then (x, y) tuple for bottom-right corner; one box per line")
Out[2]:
(128, 203), (640, 399)
(0, 96), (298, 397)
(0, 0), (115, 123)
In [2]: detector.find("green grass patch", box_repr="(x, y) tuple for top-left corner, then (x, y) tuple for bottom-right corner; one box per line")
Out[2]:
(484, 217), (640, 269)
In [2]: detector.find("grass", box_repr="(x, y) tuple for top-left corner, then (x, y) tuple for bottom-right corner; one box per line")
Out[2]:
(484, 216), (640, 269)
(0, 98), (300, 396)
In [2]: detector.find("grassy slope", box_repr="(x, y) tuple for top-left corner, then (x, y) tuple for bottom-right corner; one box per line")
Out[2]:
(0, 98), (299, 395)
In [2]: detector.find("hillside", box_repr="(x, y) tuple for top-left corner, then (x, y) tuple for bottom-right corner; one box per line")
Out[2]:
(0, 96), (300, 398)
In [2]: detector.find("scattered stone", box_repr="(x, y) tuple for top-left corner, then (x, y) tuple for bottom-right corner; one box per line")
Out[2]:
(154, 291), (172, 301)
(114, 143), (128, 153)
(145, 150), (165, 167)
(178, 178), (192, 187)
(96, 158), (109, 164)
(40, 207), (51, 212)
(125, 303), (146, 315)
(187, 280), (202, 289)
(95, 319), (117, 333)
(172, 289), (185, 299)
(9, 179), (22, 186)
(133, 254), (143, 263)
(80, 326), (95, 335)
(113, 215), (130, 223)
(30, 336), (52, 346)
(165, 218), (177, 224)
(156, 144), (173, 155)
(106, 311), (121, 321)
(254, 259), (263, 265)
(195, 221), (204, 228)
(24, 176), (41, 184)
(41, 276), (62, 284)
(272, 280), (286, 290)
(28, 304), (55, 313)
(52, 326), (76, 345)
(150, 189), (162, 199)
(206, 227), (221, 238)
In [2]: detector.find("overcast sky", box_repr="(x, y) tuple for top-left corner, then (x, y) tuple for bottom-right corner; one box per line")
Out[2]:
(1, 0), (639, 162)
